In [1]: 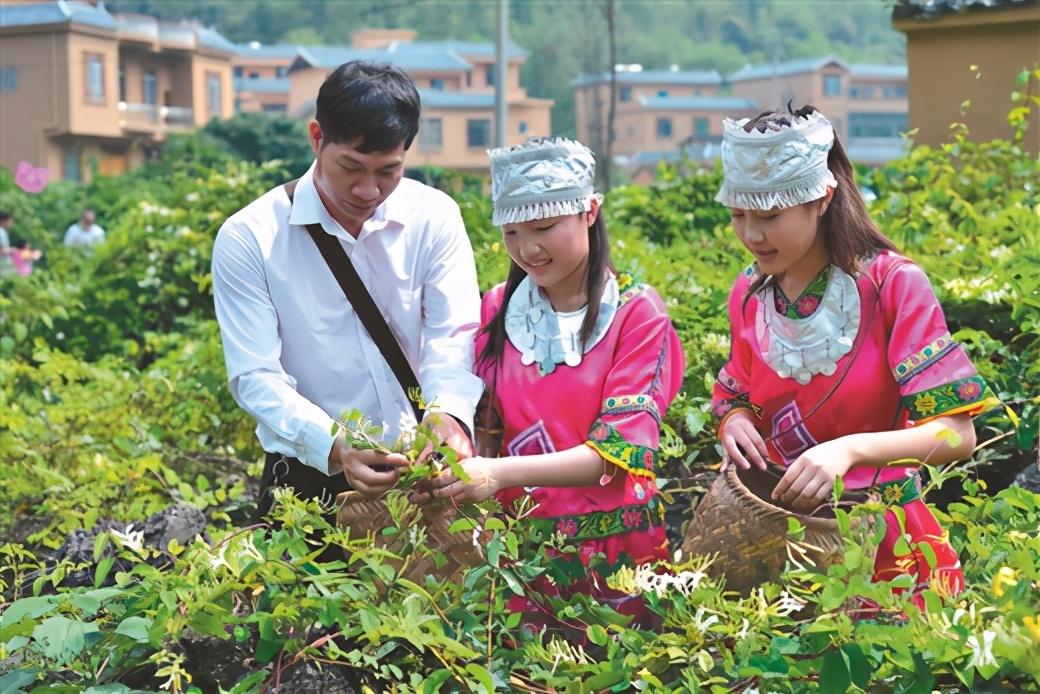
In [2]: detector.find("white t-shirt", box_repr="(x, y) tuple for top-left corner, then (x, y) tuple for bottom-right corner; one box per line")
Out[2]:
(64, 222), (105, 248)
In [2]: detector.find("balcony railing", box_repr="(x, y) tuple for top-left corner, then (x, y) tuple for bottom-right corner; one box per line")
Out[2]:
(118, 102), (195, 132)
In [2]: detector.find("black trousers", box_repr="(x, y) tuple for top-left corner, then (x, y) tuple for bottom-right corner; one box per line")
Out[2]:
(257, 453), (352, 564)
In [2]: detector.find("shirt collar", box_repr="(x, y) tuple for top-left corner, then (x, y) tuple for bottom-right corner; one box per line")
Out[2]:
(288, 161), (406, 243)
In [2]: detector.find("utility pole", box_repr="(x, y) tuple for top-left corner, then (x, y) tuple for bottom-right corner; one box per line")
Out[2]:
(494, 0), (508, 148)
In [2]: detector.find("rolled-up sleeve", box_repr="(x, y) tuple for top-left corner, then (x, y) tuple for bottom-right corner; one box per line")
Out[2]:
(212, 221), (337, 474)
(416, 202), (483, 436)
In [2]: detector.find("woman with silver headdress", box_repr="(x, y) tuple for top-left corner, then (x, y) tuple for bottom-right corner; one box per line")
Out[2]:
(711, 105), (999, 608)
(422, 137), (684, 633)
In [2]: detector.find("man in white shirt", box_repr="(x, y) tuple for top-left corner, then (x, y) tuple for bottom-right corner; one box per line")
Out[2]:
(211, 61), (483, 520)
(63, 209), (106, 248)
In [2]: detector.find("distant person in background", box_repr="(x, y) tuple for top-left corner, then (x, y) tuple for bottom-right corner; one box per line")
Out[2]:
(64, 209), (105, 249)
(0, 211), (42, 277)
(0, 211), (13, 275)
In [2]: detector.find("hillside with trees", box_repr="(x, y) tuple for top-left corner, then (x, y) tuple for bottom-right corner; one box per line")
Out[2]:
(107, 0), (906, 134)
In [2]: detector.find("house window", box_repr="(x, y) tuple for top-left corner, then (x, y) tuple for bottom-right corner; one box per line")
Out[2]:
(64, 150), (81, 182)
(823, 74), (841, 97)
(275, 66), (287, 78)
(85, 53), (105, 103)
(143, 71), (157, 105)
(694, 117), (709, 138)
(467, 118), (490, 147)
(850, 85), (860, 99)
(619, 86), (631, 102)
(261, 103), (287, 113)
(849, 112), (909, 138)
(657, 89), (668, 97)
(430, 78), (444, 91)
(233, 66), (244, 78)
(1, 67), (18, 93)
(249, 72), (260, 79)
(485, 64), (495, 86)
(420, 117), (443, 150)
(883, 85), (907, 99)
(518, 120), (528, 134)
(693, 89), (702, 96)
(656, 117), (672, 139)
(206, 72), (222, 117)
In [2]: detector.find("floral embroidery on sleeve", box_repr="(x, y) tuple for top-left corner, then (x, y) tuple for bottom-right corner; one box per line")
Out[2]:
(903, 375), (999, 422)
(892, 332), (958, 385)
(585, 420), (657, 479)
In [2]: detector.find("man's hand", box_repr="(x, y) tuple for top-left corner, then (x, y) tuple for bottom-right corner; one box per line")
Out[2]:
(421, 412), (475, 461)
(329, 435), (409, 498)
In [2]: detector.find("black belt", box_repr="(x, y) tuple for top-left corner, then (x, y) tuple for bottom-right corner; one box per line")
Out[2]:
(257, 452), (352, 521)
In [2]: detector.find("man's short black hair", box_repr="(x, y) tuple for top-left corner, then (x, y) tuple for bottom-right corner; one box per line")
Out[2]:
(0, 211), (10, 223)
(315, 61), (421, 153)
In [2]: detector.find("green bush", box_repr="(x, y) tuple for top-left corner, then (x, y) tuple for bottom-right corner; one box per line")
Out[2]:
(0, 76), (1037, 691)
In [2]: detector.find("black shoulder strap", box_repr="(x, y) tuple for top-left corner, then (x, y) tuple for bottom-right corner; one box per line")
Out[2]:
(283, 179), (423, 422)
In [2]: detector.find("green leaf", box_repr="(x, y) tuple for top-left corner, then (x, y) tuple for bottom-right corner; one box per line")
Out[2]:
(584, 670), (625, 690)
(114, 616), (151, 643)
(31, 615), (100, 665)
(421, 669), (454, 693)
(464, 664), (494, 694)
(819, 650), (851, 693)
(0, 597), (54, 628)
(0, 669), (38, 694)
(586, 624), (609, 646)
(94, 557), (116, 588)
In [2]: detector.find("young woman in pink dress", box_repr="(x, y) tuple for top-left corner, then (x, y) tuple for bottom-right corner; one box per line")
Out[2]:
(711, 105), (998, 607)
(427, 137), (684, 630)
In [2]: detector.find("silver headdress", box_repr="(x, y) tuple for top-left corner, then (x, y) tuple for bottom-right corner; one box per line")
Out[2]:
(715, 110), (838, 211)
(489, 137), (601, 226)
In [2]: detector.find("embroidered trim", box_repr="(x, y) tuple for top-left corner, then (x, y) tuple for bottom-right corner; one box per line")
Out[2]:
(529, 497), (664, 542)
(903, 375), (995, 421)
(585, 421), (657, 478)
(892, 333), (957, 385)
(617, 271), (636, 294)
(869, 476), (921, 507)
(774, 266), (830, 319)
(619, 282), (651, 307)
(602, 394), (661, 422)
(712, 393), (762, 419)
(716, 365), (746, 396)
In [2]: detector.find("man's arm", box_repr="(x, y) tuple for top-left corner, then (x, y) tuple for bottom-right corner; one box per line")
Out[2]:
(63, 225), (76, 247)
(211, 220), (338, 473)
(416, 199), (483, 439)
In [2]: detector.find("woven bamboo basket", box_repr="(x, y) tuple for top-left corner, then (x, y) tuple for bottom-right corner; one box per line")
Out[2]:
(681, 465), (856, 594)
(336, 491), (483, 584)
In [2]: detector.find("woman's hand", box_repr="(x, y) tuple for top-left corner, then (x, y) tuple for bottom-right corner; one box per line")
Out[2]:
(411, 456), (503, 505)
(719, 410), (769, 470)
(436, 456), (502, 504)
(772, 438), (859, 512)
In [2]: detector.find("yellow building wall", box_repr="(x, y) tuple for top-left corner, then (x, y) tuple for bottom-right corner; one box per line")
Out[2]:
(190, 54), (234, 125)
(0, 31), (69, 175)
(66, 32), (123, 138)
(896, 12), (1040, 151)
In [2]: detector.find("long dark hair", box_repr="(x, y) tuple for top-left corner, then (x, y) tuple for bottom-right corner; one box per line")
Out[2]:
(477, 212), (616, 369)
(742, 104), (899, 303)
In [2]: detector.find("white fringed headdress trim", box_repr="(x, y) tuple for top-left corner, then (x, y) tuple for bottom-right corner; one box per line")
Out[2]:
(492, 193), (603, 227)
(489, 137), (601, 226)
(715, 110), (838, 211)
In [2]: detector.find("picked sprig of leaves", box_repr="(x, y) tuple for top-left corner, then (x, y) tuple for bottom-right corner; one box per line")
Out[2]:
(331, 408), (471, 496)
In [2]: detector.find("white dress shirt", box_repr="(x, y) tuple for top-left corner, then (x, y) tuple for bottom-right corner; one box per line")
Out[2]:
(64, 222), (106, 248)
(211, 162), (483, 475)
